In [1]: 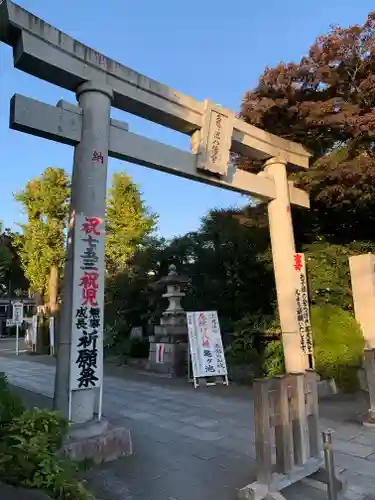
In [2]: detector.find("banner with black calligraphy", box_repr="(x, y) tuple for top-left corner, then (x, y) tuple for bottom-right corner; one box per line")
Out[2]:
(186, 311), (228, 379)
(69, 214), (105, 391)
(293, 253), (313, 355)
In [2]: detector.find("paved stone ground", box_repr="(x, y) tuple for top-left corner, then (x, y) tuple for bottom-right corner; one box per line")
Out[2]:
(1, 345), (375, 500)
(0, 483), (52, 500)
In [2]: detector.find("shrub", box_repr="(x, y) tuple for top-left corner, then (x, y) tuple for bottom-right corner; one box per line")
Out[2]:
(0, 374), (25, 433)
(129, 337), (149, 358)
(262, 340), (285, 378)
(225, 333), (260, 371)
(104, 319), (129, 352)
(0, 391), (94, 500)
(260, 305), (364, 392)
(226, 314), (280, 371)
(7, 408), (68, 452)
(311, 304), (364, 392)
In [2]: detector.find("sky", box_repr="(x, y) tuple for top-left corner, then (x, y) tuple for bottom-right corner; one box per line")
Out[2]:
(0, 0), (372, 239)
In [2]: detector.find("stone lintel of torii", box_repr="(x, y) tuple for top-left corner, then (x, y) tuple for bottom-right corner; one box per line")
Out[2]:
(1, 0), (313, 429)
(10, 94), (309, 208)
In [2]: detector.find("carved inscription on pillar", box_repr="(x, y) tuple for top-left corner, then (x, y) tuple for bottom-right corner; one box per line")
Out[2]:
(194, 100), (234, 177)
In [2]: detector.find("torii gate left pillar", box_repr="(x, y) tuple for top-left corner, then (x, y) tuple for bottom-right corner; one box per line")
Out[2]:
(55, 81), (113, 423)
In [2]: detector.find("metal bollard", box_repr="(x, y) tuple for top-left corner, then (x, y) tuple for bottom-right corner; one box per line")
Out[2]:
(322, 430), (338, 500)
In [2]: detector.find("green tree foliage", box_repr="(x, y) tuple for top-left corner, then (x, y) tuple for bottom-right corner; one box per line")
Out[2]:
(0, 223), (13, 285)
(13, 168), (70, 303)
(311, 304), (364, 392)
(0, 376), (93, 499)
(260, 305), (364, 392)
(105, 172), (157, 275)
(13, 168), (158, 306)
(183, 209), (275, 327)
(105, 208), (276, 340)
(0, 227), (29, 296)
(105, 236), (168, 338)
(304, 239), (375, 309)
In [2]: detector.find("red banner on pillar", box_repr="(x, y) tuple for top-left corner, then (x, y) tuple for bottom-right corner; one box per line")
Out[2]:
(69, 214), (105, 391)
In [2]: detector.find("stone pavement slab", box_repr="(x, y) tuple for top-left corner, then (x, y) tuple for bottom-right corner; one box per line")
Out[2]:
(0, 483), (52, 500)
(2, 354), (375, 500)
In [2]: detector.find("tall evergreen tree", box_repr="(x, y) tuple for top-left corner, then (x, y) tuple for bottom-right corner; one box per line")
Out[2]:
(105, 171), (157, 275)
(13, 167), (70, 311)
(0, 222), (13, 286)
(0, 225), (28, 295)
(14, 168), (157, 302)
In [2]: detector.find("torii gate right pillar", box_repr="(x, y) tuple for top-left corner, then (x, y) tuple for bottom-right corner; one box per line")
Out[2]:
(349, 254), (375, 424)
(265, 158), (308, 373)
(349, 254), (375, 348)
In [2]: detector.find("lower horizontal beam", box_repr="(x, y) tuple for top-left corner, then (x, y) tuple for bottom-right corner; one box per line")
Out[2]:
(9, 94), (309, 207)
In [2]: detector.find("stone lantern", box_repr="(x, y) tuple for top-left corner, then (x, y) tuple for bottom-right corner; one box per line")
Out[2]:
(147, 264), (189, 376)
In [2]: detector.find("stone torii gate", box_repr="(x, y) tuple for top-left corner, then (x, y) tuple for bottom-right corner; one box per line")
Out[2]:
(0, 1), (311, 429)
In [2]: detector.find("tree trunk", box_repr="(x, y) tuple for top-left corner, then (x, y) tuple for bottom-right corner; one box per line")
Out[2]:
(48, 265), (59, 315)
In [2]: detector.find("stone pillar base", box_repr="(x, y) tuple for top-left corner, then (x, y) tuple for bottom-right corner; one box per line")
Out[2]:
(237, 467), (347, 500)
(148, 341), (188, 377)
(61, 418), (132, 464)
(363, 409), (375, 428)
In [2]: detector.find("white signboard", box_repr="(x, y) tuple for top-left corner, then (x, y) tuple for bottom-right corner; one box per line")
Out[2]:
(293, 253), (313, 356)
(186, 311), (228, 380)
(69, 214), (104, 391)
(12, 301), (23, 324)
(49, 316), (55, 354)
(6, 319), (15, 327)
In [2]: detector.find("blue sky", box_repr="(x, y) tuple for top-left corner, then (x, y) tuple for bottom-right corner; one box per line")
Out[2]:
(0, 0), (372, 238)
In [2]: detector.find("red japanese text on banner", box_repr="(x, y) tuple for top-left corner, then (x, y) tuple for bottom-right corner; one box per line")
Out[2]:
(69, 215), (105, 391)
(186, 311), (228, 379)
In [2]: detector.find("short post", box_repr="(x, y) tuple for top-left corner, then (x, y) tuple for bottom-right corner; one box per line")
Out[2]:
(364, 348), (375, 423)
(49, 316), (55, 357)
(290, 373), (309, 465)
(306, 370), (320, 458)
(239, 372), (323, 499)
(322, 430), (338, 500)
(274, 376), (293, 473)
(16, 323), (19, 356)
(254, 379), (272, 485)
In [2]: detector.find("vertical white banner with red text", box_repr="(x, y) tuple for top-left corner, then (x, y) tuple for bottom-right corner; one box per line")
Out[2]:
(293, 253), (313, 356)
(69, 214), (105, 391)
(186, 311), (227, 379)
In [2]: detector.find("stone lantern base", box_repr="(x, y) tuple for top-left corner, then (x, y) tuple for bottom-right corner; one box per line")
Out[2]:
(147, 325), (188, 377)
(148, 341), (188, 377)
